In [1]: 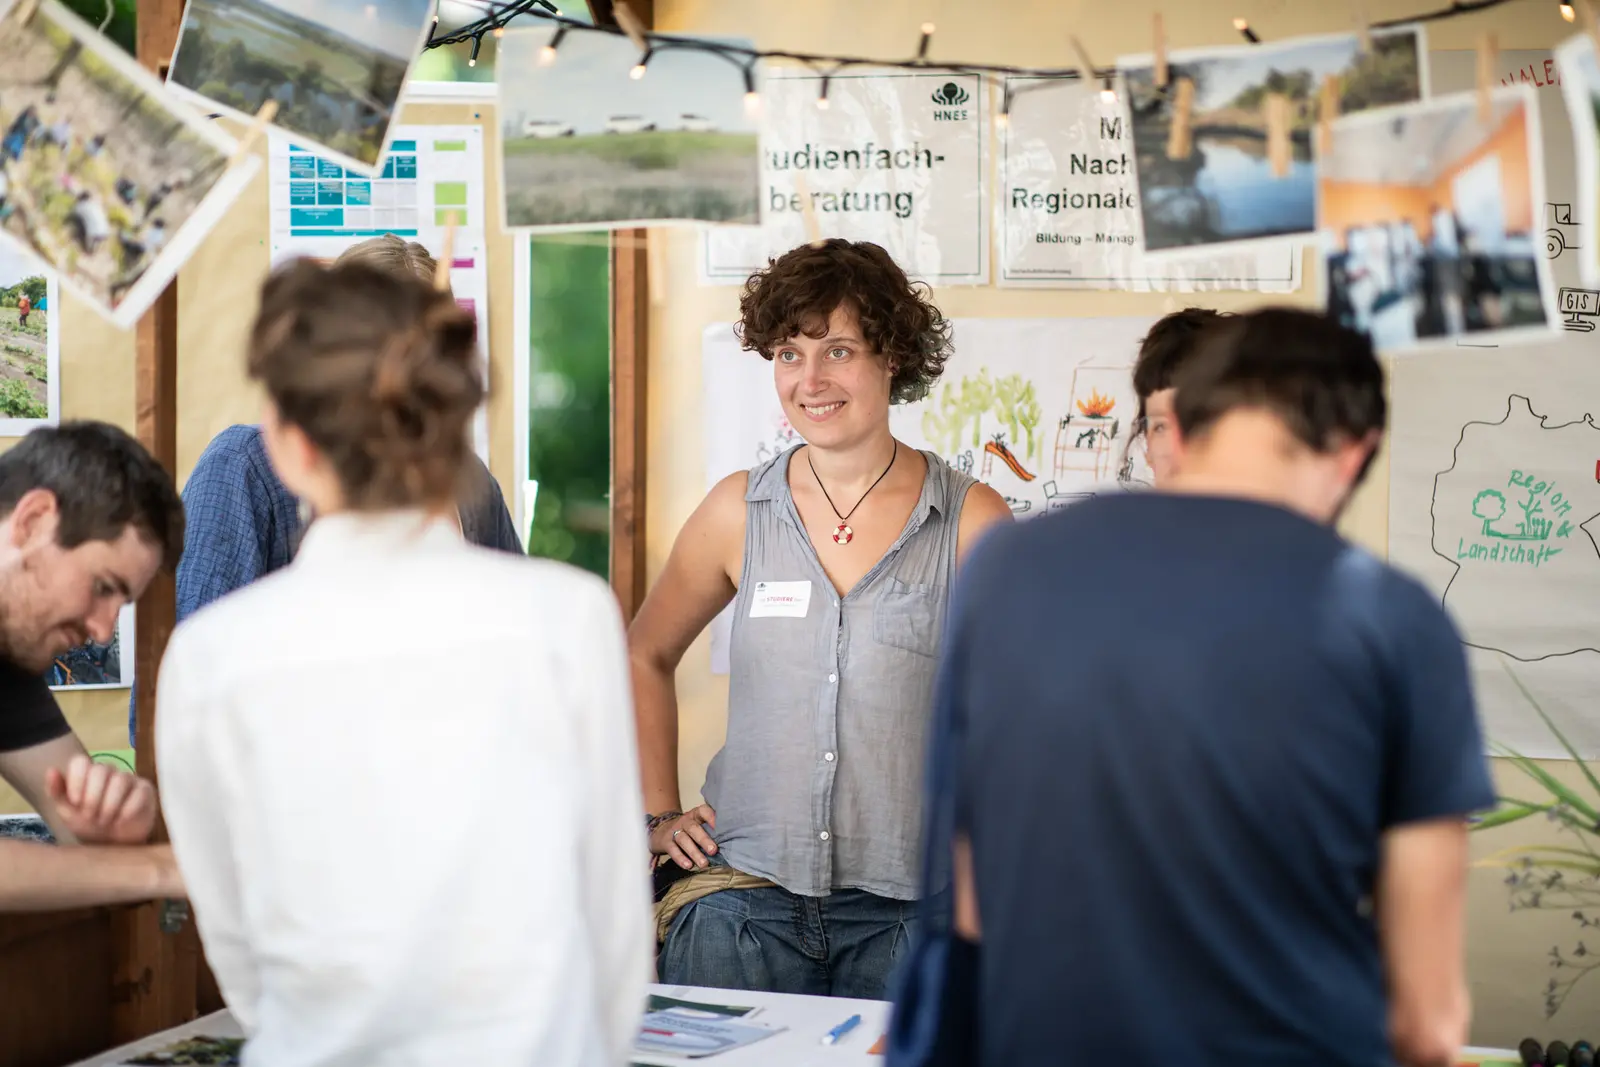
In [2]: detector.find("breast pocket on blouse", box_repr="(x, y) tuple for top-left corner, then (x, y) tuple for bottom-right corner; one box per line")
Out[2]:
(872, 578), (942, 658)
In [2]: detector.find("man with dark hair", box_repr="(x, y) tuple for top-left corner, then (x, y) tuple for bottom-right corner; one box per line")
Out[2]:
(1128, 306), (1230, 486)
(0, 421), (187, 910)
(912, 308), (1492, 1067)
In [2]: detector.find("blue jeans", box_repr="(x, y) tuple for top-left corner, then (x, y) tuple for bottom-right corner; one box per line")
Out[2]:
(661, 885), (919, 999)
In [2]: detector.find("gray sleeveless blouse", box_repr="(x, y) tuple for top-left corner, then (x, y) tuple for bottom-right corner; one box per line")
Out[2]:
(702, 447), (976, 900)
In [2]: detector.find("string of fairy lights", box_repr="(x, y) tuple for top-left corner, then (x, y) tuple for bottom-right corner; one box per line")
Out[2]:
(421, 0), (1590, 110)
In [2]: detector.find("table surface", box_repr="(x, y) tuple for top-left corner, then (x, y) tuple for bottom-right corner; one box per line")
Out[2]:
(65, 984), (893, 1067)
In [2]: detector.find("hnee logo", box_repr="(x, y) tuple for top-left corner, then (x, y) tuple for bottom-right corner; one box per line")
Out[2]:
(930, 81), (970, 121)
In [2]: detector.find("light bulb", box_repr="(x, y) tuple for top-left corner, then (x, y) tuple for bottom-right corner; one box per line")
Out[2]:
(630, 63), (646, 80)
(816, 96), (830, 110)
(1562, 2), (1577, 21)
(539, 44), (556, 65)
(744, 91), (762, 117)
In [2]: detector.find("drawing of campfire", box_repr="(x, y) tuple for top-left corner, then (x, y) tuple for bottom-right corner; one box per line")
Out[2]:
(1076, 389), (1116, 418)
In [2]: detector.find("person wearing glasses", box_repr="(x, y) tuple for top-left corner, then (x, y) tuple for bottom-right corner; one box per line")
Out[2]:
(1122, 308), (1232, 489)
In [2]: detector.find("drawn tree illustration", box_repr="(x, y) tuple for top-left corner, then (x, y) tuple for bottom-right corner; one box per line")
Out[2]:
(1516, 484), (1549, 538)
(1014, 382), (1041, 462)
(921, 384), (966, 457)
(954, 369), (994, 448)
(991, 374), (1044, 462)
(1472, 489), (1506, 536)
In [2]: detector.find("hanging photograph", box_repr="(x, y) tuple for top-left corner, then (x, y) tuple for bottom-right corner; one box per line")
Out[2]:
(0, 0), (259, 329)
(1118, 26), (1427, 256)
(166, 0), (434, 175)
(0, 246), (59, 433)
(45, 603), (134, 691)
(1317, 86), (1558, 353)
(1556, 32), (1600, 288)
(496, 25), (760, 230)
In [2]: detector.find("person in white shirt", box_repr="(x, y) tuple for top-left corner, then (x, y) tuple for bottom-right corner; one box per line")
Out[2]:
(155, 257), (652, 1067)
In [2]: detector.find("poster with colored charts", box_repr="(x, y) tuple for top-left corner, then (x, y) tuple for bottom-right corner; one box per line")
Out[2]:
(265, 125), (490, 459)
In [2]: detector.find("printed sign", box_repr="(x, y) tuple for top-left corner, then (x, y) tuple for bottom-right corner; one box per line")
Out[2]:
(998, 77), (1299, 291)
(700, 68), (988, 285)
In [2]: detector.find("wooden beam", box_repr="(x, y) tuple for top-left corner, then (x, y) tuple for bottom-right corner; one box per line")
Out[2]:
(609, 231), (649, 621)
(594, 0), (651, 621)
(116, 0), (199, 1045)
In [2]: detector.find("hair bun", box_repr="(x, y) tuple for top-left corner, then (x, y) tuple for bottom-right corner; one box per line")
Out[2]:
(248, 260), (486, 511)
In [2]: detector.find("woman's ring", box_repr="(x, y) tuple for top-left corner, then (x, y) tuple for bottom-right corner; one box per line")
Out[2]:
(672, 829), (684, 840)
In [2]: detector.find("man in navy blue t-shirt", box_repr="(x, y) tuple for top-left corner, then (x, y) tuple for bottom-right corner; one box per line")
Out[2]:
(933, 308), (1495, 1067)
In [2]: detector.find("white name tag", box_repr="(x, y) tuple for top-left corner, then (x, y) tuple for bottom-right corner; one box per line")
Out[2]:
(749, 580), (812, 618)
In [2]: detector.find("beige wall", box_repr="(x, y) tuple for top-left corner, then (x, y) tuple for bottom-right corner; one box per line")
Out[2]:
(651, 0), (1593, 1047)
(0, 98), (519, 791)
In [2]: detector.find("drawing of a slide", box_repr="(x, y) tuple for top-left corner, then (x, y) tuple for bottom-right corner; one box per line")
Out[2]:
(983, 436), (1035, 481)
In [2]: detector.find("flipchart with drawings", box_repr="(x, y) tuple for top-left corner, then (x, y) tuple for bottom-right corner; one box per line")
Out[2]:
(702, 316), (1156, 674)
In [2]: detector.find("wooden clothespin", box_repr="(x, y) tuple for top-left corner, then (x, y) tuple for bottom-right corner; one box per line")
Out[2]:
(228, 99), (279, 169)
(790, 170), (823, 248)
(1165, 76), (1194, 160)
(1318, 74), (1340, 158)
(1153, 13), (1168, 90)
(1354, 2), (1371, 54)
(1476, 32), (1498, 125)
(1069, 34), (1097, 92)
(1265, 92), (1291, 178)
(1578, 0), (1600, 58)
(434, 211), (458, 292)
(10, 0), (40, 25)
(613, 0), (649, 52)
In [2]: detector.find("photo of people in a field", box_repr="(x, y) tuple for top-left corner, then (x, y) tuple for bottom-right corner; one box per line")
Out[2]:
(498, 26), (760, 229)
(0, 246), (53, 427)
(169, 0), (433, 172)
(1119, 27), (1426, 255)
(0, 0), (254, 327)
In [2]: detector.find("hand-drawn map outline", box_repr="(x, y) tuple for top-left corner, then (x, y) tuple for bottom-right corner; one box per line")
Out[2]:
(1429, 392), (1600, 661)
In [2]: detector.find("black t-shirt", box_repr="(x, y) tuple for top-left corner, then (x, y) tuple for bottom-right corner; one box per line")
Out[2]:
(0, 656), (70, 753)
(943, 492), (1497, 1067)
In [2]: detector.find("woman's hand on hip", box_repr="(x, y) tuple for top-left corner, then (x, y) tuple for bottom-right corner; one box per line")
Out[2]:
(651, 804), (718, 870)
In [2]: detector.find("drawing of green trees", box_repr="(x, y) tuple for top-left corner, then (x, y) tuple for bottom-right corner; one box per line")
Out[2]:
(1472, 489), (1506, 535)
(922, 369), (994, 454)
(1516, 485), (1551, 539)
(921, 385), (965, 457)
(991, 374), (1042, 462)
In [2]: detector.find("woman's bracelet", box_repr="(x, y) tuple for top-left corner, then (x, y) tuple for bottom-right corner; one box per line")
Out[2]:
(645, 810), (683, 834)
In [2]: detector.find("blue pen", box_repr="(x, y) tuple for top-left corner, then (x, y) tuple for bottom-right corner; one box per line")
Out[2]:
(821, 1013), (862, 1045)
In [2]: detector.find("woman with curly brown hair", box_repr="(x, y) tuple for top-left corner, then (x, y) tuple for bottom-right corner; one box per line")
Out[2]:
(628, 238), (1012, 999)
(155, 259), (651, 1066)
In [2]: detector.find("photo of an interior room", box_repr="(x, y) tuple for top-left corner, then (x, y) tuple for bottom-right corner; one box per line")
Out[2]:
(1318, 88), (1554, 351)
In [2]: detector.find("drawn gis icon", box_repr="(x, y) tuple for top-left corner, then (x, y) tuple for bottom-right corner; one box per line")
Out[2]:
(931, 82), (969, 106)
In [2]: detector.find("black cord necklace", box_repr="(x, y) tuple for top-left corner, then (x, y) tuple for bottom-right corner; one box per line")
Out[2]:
(807, 442), (898, 546)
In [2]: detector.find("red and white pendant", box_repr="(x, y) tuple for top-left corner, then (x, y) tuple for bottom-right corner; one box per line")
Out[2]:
(832, 523), (854, 545)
